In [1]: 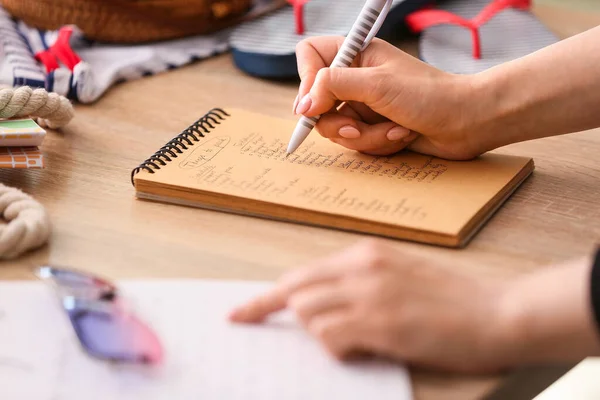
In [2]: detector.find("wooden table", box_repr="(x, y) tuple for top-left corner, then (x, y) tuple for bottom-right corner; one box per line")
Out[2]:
(1, 3), (599, 399)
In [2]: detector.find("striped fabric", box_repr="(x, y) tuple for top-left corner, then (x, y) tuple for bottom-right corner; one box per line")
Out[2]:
(231, 0), (407, 55)
(0, 5), (243, 103)
(0, 1), (287, 103)
(11, 22), (229, 103)
(0, 8), (46, 89)
(417, 0), (558, 74)
(0, 0), (419, 102)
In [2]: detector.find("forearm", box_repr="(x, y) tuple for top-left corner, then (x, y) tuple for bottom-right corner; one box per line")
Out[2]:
(497, 251), (600, 367)
(469, 25), (600, 152)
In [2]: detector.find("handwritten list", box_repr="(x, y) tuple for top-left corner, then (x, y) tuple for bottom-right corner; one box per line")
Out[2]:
(234, 132), (448, 183)
(175, 132), (442, 222)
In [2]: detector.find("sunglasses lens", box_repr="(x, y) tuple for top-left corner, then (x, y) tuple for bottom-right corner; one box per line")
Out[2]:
(37, 266), (163, 364)
(68, 308), (163, 364)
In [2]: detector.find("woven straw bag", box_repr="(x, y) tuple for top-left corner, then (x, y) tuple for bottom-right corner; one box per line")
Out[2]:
(0, 0), (254, 43)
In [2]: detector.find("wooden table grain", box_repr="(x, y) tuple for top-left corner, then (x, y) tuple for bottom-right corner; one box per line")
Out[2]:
(1, 3), (599, 399)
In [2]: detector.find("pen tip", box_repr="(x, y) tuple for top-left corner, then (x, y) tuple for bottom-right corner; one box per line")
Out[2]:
(285, 153), (290, 158)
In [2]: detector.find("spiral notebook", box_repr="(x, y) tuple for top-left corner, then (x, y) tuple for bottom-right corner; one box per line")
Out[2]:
(131, 108), (534, 247)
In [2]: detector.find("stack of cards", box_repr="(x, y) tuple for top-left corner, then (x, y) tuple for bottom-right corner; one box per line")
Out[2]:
(0, 119), (45, 169)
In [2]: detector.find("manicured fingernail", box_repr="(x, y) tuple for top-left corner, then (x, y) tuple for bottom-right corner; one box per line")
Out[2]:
(386, 126), (410, 141)
(338, 125), (360, 138)
(295, 94), (312, 115)
(292, 94), (299, 114)
(403, 132), (418, 142)
(228, 307), (243, 320)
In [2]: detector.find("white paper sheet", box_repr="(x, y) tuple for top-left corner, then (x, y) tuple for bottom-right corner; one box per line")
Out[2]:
(533, 358), (600, 400)
(0, 279), (412, 400)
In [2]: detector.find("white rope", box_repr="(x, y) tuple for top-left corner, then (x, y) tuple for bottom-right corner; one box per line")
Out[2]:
(0, 184), (51, 259)
(0, 86), (74, 129)
(0, 85), (70, 259)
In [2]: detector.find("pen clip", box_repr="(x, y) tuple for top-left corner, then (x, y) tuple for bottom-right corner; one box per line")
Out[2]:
(361, 0), (393, 51)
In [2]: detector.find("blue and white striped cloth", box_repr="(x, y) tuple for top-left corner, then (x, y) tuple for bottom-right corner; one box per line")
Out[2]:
(0, 6), (231, 103)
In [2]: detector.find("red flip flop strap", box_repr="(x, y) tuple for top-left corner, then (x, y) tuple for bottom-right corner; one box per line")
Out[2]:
(407, 9), (476, 32)
(406, 0), (532, 60)
(406, 9), (481, 58)
(49, 26), (82, 71)
(472, 0), (531, 27)
(35, 51), (60, 73)
(287, 0), (310, 35)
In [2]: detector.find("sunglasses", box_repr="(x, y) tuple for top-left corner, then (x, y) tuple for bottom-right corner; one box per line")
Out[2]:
(35, 266), (163, 364)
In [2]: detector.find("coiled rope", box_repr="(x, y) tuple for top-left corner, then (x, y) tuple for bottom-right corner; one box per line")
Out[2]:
(0, 86), (72, 259)
(0, 184), (51, 259)
(0, 86), (74, 129)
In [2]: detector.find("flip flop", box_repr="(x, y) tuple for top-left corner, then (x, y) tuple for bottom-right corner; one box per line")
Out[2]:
(230, 0), (432, 78)
(406, 0), (559, 74)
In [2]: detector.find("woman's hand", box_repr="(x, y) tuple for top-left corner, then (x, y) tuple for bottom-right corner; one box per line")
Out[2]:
(293, 37), (485, 160)
(229, 240), (515, 373)
(294, 26), (600, 158)
(230, 240), (600, 373)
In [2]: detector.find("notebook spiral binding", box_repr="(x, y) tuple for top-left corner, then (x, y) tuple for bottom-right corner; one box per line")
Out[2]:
(130, 108), (230, 185)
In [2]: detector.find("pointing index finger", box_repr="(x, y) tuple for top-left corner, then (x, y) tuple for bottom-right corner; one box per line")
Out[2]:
(229, 246), (367, 323)
(229, 286), (288, 323)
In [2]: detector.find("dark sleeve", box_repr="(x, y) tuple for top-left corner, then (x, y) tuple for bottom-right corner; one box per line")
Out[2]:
(591, 247), (600, 332)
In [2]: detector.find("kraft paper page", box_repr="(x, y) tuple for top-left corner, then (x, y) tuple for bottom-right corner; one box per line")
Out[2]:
(134, 108), (533, 236)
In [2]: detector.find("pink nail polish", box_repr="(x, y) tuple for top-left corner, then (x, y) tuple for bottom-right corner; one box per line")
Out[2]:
(338, 125), (360, 138)
(386, 126), (409, 141)
(295, 94), (312, 115)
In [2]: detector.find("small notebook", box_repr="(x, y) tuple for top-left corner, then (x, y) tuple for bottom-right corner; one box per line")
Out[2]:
(0, 279), (413, 400)
(0, 119), (46, 147)
(131, 108), (534, 247)
(0, 146), (44, 169)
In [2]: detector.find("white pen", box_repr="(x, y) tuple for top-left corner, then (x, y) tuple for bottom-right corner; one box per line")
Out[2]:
(286, 0), (393, 155)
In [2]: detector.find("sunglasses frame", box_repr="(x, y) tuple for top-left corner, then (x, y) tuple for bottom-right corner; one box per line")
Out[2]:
(34, 265), (163, 364)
